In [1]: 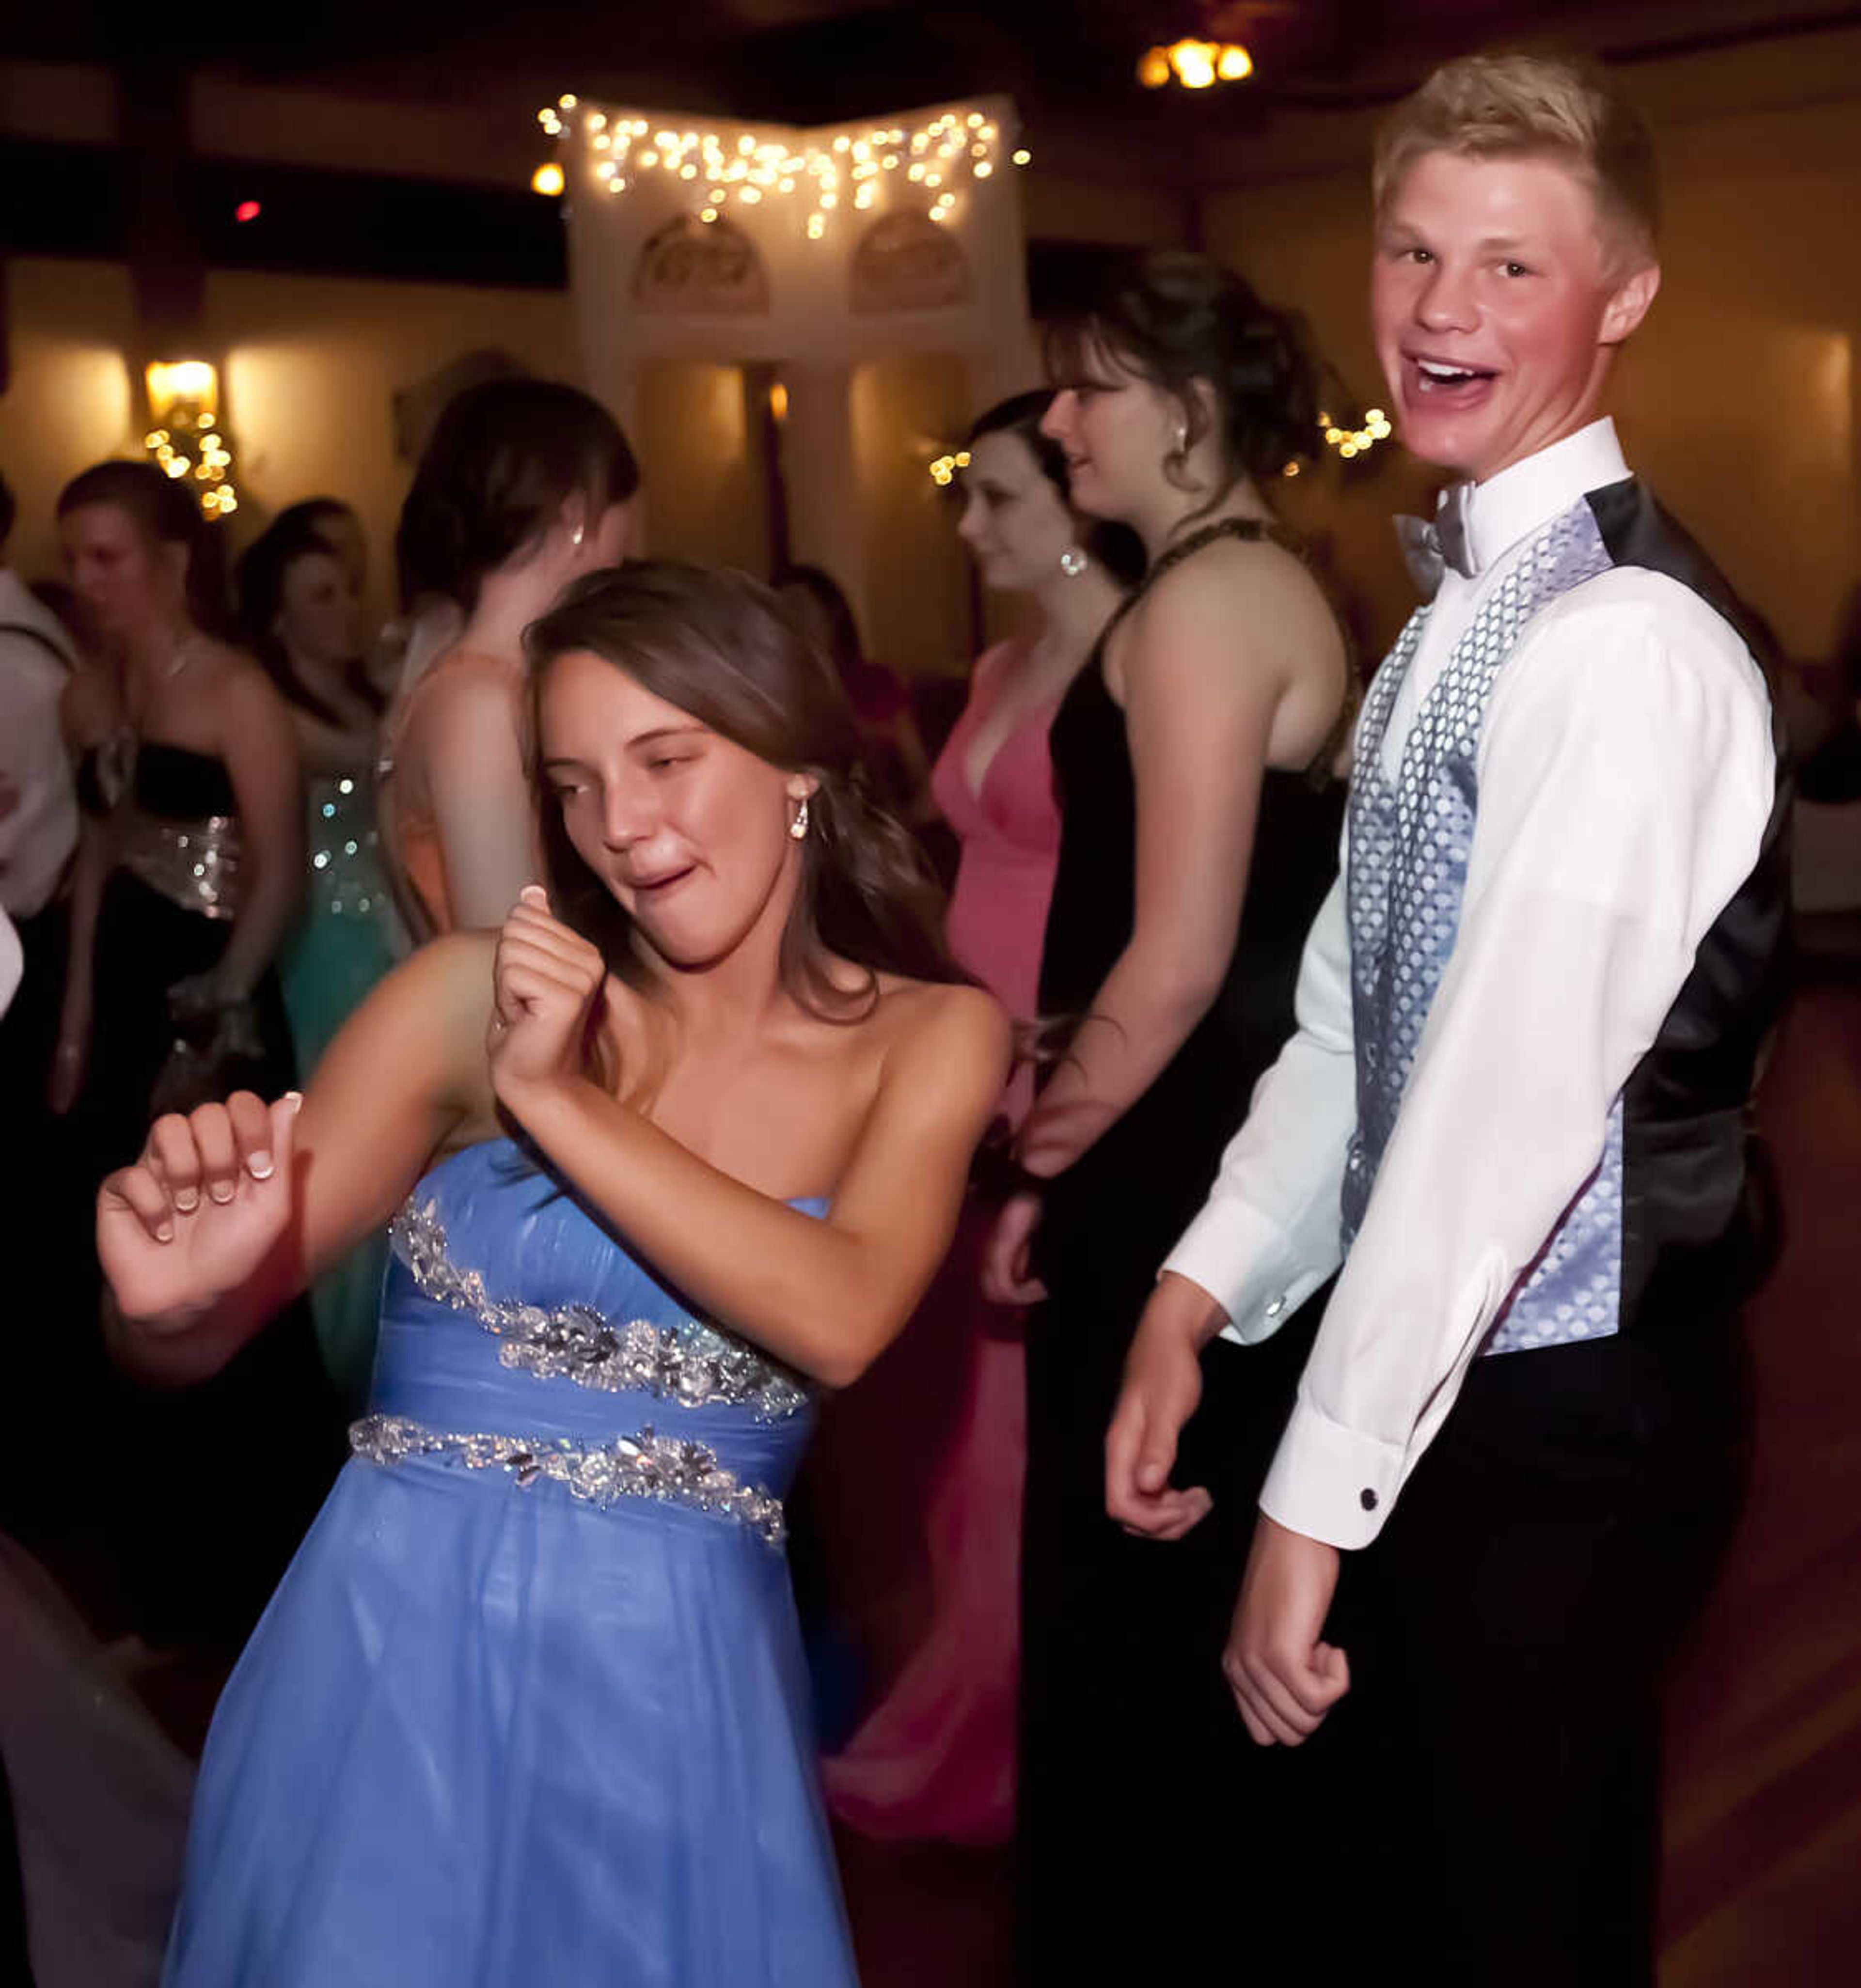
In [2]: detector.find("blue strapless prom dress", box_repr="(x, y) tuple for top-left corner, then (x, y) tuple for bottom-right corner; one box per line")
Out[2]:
(164, 1139), (859, 1987)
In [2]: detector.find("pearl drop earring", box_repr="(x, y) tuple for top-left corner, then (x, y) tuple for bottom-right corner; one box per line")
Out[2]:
(789, 796), (810, 841)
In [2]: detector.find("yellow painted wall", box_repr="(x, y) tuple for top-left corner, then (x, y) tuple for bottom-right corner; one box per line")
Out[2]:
(0, 261), (141, 582)
(630, 359), (771, 571)
(851, 351), (974, 677)
(1022, 172), (1185, 249)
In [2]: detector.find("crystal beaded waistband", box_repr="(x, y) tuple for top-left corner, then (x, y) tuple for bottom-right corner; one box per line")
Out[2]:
(349, 1413), (787, 1545)
(118, 808), (244, 921)
(391, 1199), (810, 1421)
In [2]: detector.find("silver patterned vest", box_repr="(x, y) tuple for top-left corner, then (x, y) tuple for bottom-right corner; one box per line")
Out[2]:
(1339, 482), (1789, 1357)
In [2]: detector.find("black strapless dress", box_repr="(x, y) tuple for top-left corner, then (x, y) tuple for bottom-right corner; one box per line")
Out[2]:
(1018, 521), (1346, 1977)
(77, 743), (344, 1655)
(85, 744), (299, 1167)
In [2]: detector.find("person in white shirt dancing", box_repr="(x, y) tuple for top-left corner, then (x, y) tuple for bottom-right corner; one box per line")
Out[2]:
(1107, 52), (1787, 1986)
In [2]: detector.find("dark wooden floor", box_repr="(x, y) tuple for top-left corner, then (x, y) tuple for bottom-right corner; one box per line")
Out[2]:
(836, 977), (1861, 1986)
(1659, 976), (1861, 1982)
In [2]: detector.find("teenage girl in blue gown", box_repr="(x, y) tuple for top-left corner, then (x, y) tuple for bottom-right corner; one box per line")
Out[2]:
(98, 560), (1008, 1988)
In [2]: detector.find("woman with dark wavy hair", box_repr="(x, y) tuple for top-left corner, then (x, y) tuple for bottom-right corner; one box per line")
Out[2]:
(379, 376), (641, 938)
(98, 559), (1008, 1986)
(988, 251), (1356, 1973)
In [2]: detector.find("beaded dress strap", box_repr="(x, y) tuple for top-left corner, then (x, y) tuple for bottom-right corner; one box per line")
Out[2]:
(1094, 517), (1351, 783)
(1096, 517), (1288, 652)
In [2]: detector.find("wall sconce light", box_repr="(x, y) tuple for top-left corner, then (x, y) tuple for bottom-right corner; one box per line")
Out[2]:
(768, 380), (789, 424)
(143, 358), (239, 520)
(146, 359), (217, 411)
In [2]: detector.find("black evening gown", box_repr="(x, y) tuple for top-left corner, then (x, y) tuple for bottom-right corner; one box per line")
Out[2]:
(78, 743), (344, 1655)
(1018, 521), (1346, 1978)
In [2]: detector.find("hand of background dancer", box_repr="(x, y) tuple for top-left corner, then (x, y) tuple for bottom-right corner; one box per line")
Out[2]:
(1224, 1516), (1349, 1747)
(980, 1190), (1049, 1304)
(489, 887), (607, 1109)
(1104, 1272), (1223, 1538)
(97, 1091), (301, 1334)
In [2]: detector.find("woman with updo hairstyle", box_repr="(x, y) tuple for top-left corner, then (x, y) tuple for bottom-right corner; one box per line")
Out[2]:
(808, 387), (1135, 1847)
(98, 559), (1006, 1985)
(50, 458), (340, 1659)
(380, 376), (640, 938)
(988, 251), (1356, 1972)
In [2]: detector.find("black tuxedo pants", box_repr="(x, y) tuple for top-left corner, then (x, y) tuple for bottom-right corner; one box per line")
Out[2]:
(1328, 1315), (1751, 1988)
(1017, 1285), (1335, 1982)
(1019, 1296), (1744, 1986)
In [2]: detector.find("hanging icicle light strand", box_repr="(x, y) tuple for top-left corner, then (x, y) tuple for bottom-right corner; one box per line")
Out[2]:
(533, 99), (1024, 240)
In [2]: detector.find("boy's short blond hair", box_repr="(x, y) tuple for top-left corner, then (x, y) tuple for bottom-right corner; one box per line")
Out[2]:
(1373, 52), (1660, 274)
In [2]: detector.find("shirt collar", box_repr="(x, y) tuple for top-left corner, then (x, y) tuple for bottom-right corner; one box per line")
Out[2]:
(1454, 417), (1630, 578)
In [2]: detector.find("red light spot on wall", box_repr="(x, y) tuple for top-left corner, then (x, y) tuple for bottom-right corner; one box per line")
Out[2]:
(235, 200), (262, 223)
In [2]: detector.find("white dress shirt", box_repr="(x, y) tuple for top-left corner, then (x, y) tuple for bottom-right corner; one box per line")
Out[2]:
(0, 568), (79, 918)
(0, 908), (20, 1019)
(1162, 419), (1778, 1550)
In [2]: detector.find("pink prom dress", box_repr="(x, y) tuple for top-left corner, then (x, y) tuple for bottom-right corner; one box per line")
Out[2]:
(815, 642), (1061, 1844)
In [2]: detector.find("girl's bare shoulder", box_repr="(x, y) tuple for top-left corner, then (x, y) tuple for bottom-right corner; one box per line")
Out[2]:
(868, 973), (1010, 1072)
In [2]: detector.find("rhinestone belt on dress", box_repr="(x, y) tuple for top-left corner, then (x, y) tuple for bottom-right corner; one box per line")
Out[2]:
(349, 1414), (786, 1545)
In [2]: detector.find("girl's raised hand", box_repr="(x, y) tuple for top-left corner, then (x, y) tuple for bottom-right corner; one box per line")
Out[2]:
(98, 1091), (300, 1331)
(489, 886), (607, 1107)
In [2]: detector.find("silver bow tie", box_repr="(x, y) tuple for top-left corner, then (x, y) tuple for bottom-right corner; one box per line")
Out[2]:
(1395, 484), (1477, 597)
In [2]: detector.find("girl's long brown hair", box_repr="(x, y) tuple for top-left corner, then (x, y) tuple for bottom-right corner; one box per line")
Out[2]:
(524, 559), (966, 1019)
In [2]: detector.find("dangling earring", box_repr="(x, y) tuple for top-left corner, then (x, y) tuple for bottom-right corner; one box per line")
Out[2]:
(1058, 546), (1088, 579)
(1173, 422), (1189, 456)
(571, 522), (585, 551)
(789, 796), (810, 842)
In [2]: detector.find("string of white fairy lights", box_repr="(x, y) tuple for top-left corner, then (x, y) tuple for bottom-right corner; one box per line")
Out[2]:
(931, 408), (1394, 488)
(535, 94), (1031, 240)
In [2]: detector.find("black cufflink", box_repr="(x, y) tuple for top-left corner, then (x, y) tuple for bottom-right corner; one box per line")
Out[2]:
(1359, 1488), (1378, 1512)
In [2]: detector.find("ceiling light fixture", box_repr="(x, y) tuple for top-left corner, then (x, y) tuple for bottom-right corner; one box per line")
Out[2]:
(1138, 38), (1254, 91)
